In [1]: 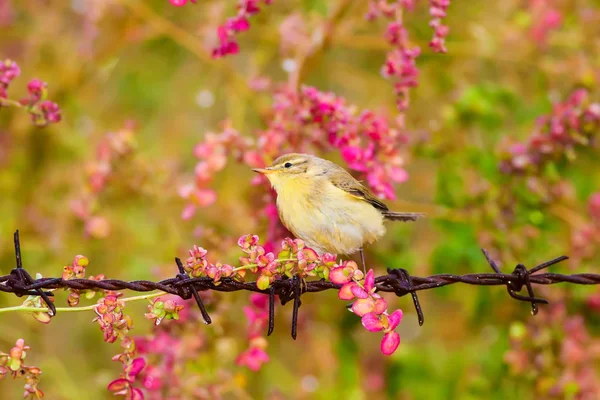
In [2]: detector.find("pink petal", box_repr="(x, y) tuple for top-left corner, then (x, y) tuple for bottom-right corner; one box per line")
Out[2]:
(387, 309), (403, 330)
(194, 189), (217, 207)
(329, 267), (351, 284)
(350, 285), (369, 299)
(181, 204), (196, 220)
(338, 282), (356, 300)
(302, 247), (319, 261)
(128, 357), (146, 377)
(361, 312), (384, 332)
(351, 298), (374, 317)
(250, 293), (269, 309)
(364, 269), (375, 291)
(169, 0), (188, 6)
(373, 297), (387, 315)
(107, 378), (129, 392)
(131, 388), (145, 400)
(380, 331), (400, 355)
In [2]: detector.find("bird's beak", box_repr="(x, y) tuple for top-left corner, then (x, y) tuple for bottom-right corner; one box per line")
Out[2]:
(252, 167), (274, 175)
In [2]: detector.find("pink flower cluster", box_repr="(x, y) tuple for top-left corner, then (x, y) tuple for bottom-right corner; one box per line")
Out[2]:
(71, 124), (137, 238)
(0, 59), (62, 126)
(239, 235), (323, 289)
(184, 234), (330, 291)
(505, 304), (600, 398)
(94, 294), (132, 344)
(144, 297), (185, 326)
(167, 0), (196, 7)
(180, 124), (250, 220)
(62, 254), (90, 306)
(107, 357), (146, 400)
(268, 85), (411, 199)
(330, 263), (403, 355)
(236, 293), (270, 371)
(500, 89), (600, 175)
(571, 192), (600, 272)
(133, 331), (183, 397)
(529, 0), (563, 45)
(0, 339), (44, 399)
(0, 59), (20, 99)
(429, 0), (451, 53)
(20, 78), (62, 126)
(212, 0), (273, 58)
(186, 244), (234, 282)
(95, 294), (146, 399)
(367, 2), (420, 112)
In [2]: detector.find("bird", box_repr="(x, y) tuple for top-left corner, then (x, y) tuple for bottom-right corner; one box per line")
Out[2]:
(252, 153), (423, 270)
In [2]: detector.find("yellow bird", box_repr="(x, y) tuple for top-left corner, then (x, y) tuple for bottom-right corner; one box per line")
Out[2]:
(253, 153), (423, 268)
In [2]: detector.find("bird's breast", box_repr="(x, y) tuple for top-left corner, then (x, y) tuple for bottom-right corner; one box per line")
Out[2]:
(275, 179), (385, 255)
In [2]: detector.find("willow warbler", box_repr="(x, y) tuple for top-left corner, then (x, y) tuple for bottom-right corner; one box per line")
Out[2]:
(253, 154), (423, 267)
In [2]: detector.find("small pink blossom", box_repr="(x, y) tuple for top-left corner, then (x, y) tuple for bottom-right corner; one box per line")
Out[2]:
(362, 313), (384, 332)
(351, 298), (375, 316)
(387, 309), (403, 330)
(168, 0), (195, 6)
(236, 346), (270, 371)
(381, 331), (401, 355)
(338, 282), (357, 300)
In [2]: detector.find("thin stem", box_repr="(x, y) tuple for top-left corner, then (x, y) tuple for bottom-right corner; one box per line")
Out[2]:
(0, 291), (165, 315)
(0, 98), (23, 108)
(232, 258), (297, 272)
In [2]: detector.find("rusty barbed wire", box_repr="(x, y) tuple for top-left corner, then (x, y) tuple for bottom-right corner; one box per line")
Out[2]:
(2, 231), (599, 339)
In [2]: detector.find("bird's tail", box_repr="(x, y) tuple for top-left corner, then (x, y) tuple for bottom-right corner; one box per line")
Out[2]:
(382, 211), (425, 222)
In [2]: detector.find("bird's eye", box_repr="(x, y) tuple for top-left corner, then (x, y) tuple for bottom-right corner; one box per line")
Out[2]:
(284, 162), (293, 168)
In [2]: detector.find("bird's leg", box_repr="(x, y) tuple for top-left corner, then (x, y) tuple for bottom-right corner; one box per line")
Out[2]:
(359, 247), (367, 274)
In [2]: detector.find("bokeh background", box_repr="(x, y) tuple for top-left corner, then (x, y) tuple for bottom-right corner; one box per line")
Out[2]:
(1, 0), (599, 399)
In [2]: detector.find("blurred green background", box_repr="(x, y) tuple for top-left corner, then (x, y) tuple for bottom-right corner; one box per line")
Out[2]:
(0, 0), (598, 399)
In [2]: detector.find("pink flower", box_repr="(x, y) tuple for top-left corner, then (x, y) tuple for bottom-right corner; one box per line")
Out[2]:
(38, 100), (62, 124)
(338, 282), (357, 300)
(128, 358), (146, 378)
(25, 79), (47, 103)
(380, 331), (400, 355)
(329, 260), (360, 284)
(0, 59), (20, 95)
(362, 313), (384, 332)
(351, 298), (375, 316)
(236, 346), (270, 371)
(250, 293), (269, 310)
(168, 0), (196, 6)
(211, 0), (273, 58)
(387, 309), (403, 330)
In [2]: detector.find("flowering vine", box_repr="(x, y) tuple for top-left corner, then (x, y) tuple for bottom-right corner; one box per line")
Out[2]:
(183, 234), (405, 360)
(70, 123), (139, 238)
(499, 89), (599, 176)
(236, 293), (270, 371)
(330, 262), (403, 355)
(367, 1), (421, 113)
(0, 339), (43, 399)
(0, 59), (62, 126)
(212, 0), (274, 58)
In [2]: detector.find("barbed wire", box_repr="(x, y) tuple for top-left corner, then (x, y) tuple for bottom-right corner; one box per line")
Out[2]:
(2, 230), (599, 339)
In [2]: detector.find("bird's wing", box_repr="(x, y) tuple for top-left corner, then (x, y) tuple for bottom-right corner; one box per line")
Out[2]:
(328, 167), (389, 211)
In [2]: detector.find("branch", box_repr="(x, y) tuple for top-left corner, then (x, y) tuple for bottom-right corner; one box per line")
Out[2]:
(1, 231), (598, 339)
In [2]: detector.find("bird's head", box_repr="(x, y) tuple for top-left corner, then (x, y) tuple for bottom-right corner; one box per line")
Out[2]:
(252, 153), (326, 192)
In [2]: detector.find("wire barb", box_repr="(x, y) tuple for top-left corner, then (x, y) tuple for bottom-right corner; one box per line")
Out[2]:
(12, 230), (56, 316)
(268, 285), (275, 336)
(291, 275), (301, 340)
(175, 257), (212, 325)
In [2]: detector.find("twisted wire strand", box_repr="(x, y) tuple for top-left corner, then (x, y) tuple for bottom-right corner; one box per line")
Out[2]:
(2, 231), (598, 338)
